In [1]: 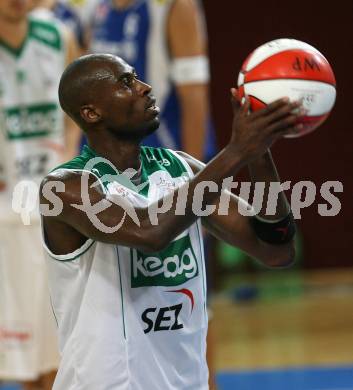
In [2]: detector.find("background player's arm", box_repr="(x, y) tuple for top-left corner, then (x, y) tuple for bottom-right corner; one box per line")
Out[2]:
(177, 151), (296, 267)
(168, 0), (209, 160)
(63, 27), (82, 160)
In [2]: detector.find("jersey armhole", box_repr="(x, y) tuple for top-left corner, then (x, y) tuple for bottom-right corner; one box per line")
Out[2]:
(42, 225), (95, 262)
(41, 168), (104, 261)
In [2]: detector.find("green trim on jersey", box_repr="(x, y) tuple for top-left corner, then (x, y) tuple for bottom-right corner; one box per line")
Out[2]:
(53, 145), (189, 196)
(0, 33), (28, 58)
(117, 249), (127, 339)
(46, 239), (95, 262)
(0, 17), (62, 58)
(29, 17), (62, 51)
(52, 145), (98, 172)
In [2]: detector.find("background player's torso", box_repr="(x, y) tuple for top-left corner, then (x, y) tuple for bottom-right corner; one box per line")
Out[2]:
(44, 146), (209, 390)
(0, 16), (66, 212)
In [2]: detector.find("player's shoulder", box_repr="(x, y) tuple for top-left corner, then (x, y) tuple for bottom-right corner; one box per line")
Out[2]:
(42, 152), (95, 189)
(28, 14), (65, 51)
(51, 153), (91, 173)
(40, 165), (99, 210)
(40, 167), (83, 197)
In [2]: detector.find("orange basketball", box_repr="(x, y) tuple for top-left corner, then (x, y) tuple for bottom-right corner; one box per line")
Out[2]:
(237, 39), (336, 137)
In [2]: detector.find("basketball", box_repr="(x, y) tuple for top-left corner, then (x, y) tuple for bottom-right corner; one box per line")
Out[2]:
(237, 38), (336, 137)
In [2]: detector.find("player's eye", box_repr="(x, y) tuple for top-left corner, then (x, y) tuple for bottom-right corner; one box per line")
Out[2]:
(120, 72), (139, 88)
(122, 76), (132, 86)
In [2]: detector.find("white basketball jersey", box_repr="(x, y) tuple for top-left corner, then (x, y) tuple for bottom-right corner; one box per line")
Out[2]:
(43, 145), (209, 390)
(0, 16), (66, 223)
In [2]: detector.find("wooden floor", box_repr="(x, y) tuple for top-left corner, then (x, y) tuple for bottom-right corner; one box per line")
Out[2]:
(212, 268), (353, 371)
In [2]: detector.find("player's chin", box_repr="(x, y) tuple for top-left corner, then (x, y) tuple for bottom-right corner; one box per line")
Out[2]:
(143, 117), (160, 136)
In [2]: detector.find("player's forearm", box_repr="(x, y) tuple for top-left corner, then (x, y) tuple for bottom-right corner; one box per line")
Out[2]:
(52, 147), (243, 254)
(247, 149), (290, 220)
(137, 145), (245, 251)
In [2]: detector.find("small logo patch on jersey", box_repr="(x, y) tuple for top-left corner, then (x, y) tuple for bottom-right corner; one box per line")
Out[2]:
(131, 235), (199, 287)
(145, 153), (171, 167)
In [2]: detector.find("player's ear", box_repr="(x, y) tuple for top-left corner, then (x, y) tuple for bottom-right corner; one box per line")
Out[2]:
(80, 105), (102, 124)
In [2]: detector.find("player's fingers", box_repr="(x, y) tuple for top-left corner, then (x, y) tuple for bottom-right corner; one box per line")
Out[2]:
(230, 87), (240, 100)
(252, 97), (290, 119)
(230, 88), (241, 111)
(266, 113), (299, 133)
(275, 123), (304, 139)
(265, 101), (304, 124)
(240, 95), (251, 116)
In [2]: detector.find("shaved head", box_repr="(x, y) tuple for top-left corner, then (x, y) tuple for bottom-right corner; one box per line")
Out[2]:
(59, 53), (160, 140)
(59, 54), (120, 128)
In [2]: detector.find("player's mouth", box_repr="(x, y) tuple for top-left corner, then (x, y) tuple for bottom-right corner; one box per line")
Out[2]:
(145, 97), (160, 116)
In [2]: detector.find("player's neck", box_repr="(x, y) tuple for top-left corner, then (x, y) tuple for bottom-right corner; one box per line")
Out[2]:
(113, 0), (135, 10)
(88, 137), (141, 172)
(0, 17), (28, 49)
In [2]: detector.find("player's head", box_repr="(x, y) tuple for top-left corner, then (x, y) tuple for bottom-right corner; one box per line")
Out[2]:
(0, 0), (31, 22)
(59, 54), (160, 142)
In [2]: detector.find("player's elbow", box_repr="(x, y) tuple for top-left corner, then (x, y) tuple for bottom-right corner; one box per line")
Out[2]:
(144, 236), (170, 254)
(261, 241), (296, 268)
(144, 227), (175, 253)
(138, 240), (166, 254)
(135, 229), (170, 254)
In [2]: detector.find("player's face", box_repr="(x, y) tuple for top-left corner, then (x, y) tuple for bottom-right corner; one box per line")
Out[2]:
(95, 58), (160, 140)
(0, 0), (31, 22)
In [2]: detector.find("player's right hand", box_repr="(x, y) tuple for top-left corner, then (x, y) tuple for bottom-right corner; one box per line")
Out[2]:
(228, 88), (304, 163)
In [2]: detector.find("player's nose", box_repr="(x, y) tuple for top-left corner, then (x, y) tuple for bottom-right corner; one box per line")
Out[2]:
(136, 79), (152, 96)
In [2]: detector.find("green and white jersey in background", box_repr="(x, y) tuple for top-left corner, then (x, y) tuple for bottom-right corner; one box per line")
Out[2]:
(43, 145), (209, 390)
(0, 16), (66, 223)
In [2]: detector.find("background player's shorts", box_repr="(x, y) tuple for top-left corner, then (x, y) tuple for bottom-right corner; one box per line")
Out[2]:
(0, 222), (60, 380)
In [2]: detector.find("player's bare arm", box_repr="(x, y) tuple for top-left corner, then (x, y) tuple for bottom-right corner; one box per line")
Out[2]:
(168, 0), (209, 160)
(41, 94), (301, 257)
(41, 141), (245, 255)
(177, 151), (296, 268)
(177, 93), (301, 268)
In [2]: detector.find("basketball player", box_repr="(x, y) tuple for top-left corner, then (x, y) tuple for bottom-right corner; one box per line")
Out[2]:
(40, 54), (300, 389)
(0, 1), (80, 389)
(88, 3), (217, 384)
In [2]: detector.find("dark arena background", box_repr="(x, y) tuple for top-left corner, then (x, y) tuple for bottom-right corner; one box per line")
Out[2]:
(203, 0), (353, 268)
